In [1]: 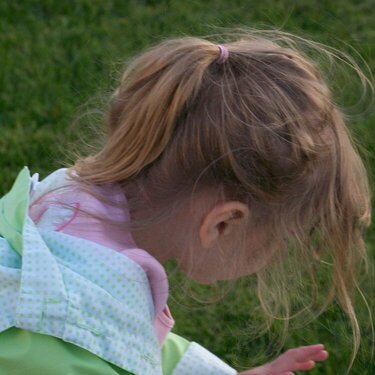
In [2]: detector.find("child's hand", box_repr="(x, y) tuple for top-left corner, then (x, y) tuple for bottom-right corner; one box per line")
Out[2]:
(238, 344), (329, 375)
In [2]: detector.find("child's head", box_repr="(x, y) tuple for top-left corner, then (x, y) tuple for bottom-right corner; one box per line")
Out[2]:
(70, 27), (372, 368)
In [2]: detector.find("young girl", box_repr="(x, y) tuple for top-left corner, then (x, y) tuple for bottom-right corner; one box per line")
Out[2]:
(0, 27), (372, 374)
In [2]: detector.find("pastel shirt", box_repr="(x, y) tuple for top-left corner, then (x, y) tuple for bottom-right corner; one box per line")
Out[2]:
(28, 170), (175, 345)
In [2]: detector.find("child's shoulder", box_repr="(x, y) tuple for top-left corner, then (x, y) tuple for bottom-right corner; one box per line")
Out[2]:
(29, 168), (127, 239)
(28, 168), (170, 320)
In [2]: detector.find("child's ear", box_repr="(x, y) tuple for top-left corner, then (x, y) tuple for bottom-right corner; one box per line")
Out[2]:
(199, 201), (249, 249)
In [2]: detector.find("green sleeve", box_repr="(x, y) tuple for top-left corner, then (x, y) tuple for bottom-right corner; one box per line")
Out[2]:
(161, 332), (237, 375)
(0, 327), (134, 375)
(0, 328), (191, 375)
(161, 332), (190, 375)
(0, 166), (30, 254)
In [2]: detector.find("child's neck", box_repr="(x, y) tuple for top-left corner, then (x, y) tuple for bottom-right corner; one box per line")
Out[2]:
(125, 188), (180, 264)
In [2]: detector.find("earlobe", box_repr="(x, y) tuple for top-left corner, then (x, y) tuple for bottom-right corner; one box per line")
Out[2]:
(199, 201), (249, 249)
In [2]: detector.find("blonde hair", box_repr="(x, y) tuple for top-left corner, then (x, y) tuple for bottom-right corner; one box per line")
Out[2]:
(69, 27), (373, 373)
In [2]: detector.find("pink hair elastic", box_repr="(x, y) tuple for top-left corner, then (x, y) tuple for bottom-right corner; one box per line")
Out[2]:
(216, 44), (229, 64)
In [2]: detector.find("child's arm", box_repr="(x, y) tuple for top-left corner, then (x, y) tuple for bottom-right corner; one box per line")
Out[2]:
(238, 344), (329, 375)
(161, 334), (328, 375)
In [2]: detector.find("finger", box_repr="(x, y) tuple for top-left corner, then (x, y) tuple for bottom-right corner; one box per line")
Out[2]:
(309, 350), (329, 362)
(298, 344), (325, 352)
(292, 360), (316, 371)
(287, 344), (325, 362)
(291, 348), (328, 364)
(273, 358), (316, 373)
(295, 344), (325, 359)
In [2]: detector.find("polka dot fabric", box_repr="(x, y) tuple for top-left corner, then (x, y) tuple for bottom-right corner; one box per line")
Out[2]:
(0, 238), (21, 331)
(0, 216), (162, 374)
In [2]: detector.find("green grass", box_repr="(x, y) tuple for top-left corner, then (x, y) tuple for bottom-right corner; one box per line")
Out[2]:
(1, 1), (374, 374)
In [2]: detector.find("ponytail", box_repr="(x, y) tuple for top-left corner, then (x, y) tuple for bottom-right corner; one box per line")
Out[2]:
(73, 38), (224, 184)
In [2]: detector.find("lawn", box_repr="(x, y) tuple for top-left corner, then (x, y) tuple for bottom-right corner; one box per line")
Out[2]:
(1, 1), (374, 374)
